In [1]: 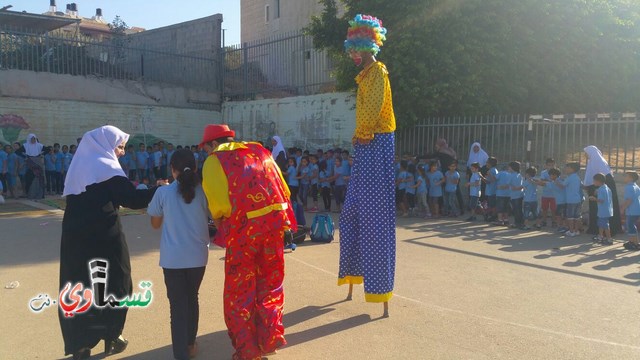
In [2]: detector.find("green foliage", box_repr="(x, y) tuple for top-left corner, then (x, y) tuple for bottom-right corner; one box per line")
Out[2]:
(306, 0), (640, 127)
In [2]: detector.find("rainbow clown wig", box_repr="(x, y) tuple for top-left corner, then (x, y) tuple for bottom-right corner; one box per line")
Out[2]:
(344, 14), (387, 55)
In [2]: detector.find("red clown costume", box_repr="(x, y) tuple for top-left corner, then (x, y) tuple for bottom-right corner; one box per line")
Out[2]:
(200, 124), (296, 360)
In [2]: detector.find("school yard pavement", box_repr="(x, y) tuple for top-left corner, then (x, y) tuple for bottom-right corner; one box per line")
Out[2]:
(1, 198), (639, 360)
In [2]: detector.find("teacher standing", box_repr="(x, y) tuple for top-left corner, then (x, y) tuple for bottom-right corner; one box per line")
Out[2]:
(59, 126), (159, 359)
(338, 14), (396, 317)
(584, 145), (622, 235)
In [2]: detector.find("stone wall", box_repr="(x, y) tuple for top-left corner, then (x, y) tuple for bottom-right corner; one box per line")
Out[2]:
(223, 92), (355, 151)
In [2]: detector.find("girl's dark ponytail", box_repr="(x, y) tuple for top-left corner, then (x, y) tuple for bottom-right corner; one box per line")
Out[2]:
(170, 149), (200, 204)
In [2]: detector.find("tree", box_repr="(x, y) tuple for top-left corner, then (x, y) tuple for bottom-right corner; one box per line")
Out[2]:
(306, 0), (640, 126)
(108, 15), (131, 63)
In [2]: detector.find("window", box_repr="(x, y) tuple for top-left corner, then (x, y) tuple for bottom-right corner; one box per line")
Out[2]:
(274, 0), (280, 19)
(265, 4), (270, 23)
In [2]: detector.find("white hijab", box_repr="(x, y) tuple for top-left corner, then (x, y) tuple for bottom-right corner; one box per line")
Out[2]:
(467, 142), (489, 167)
(63, 126), (129, 196)
(584, 145), (611, 186)
(271, 136), (286, 159)
(24, 133), (44, 157)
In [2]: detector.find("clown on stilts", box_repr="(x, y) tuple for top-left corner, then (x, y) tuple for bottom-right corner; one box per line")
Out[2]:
(338, 14), (396, 317)
(200, 124), (296, 360)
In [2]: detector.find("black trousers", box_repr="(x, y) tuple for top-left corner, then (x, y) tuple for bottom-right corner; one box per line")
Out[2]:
(511, 198), (524, 227)
(163, 267), (206, 360)
(0, 173), (6, 194)
(321, 186), (331, 210)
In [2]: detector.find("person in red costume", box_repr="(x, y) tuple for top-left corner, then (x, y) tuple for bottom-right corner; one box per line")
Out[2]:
(199, 124), (296, 360)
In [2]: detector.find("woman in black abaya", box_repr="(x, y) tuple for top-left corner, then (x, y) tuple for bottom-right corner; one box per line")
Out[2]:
(59, 126), (159, 359)
(583, 145), (621, 235)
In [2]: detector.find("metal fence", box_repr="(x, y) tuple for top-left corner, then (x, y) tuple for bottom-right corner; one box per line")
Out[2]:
(396, 113), (639, 172)
(223, 31), (335, 100)
(0, 27), (221, 91)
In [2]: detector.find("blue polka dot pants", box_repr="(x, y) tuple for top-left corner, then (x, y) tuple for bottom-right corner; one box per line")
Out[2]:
(338, 132), (396, 303)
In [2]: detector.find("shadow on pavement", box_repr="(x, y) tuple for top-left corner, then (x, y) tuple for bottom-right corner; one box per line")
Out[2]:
(118, 330), (233, 360)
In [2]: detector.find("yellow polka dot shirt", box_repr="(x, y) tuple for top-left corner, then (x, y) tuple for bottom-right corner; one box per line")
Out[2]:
(354, 61), (396, 141)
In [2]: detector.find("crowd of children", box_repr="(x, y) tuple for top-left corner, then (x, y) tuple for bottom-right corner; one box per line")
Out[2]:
(282, 147), (352, 213)
(393, 154), (640, 252)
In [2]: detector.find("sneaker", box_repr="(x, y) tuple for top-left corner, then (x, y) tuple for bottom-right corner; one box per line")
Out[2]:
(623, 242), (640, 251)
(520, 226), (531, 231)
(466, 216), (476, 221)
(600, 238), (613, 245)
(557, 227), (568, 233)
(592, 235), (603, 243)
(565, 231), (576, 237)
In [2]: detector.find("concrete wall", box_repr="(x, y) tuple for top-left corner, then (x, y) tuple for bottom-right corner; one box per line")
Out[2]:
(0, 97), (220, 147)
(241, 0), (325, 44)
(0, 70), (220, 110)
(223, 92), (355, 150)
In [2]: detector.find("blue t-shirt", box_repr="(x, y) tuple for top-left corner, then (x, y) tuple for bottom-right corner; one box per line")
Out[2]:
(128, 152), (137, 170)
(523, 178), (538, 202)
(427, 170), (444, 197)
(136, 151), (149, 169)
(146, 152), (154, 171)
(596, 184), (613, 218)
(119, 153), (130, 171)
(496, 171), (511, 197)
(334, 164), (347, 186)
(55, 152), (64, 172)
(319, 170), (331, 188)
(445, 170), (460, 193)
(563, 173), (583, 204)
(299, 166), (311, 185)
(0, 150), (7, 174)
(62, 152), (73, 172)
(540, 170), (554, 197)
(166, 150), (175, 168)
(485, 167), (499, 196)
(397, 171), (409, 190)
(147, 182), (210, 269)
(44, 153), (56, 171)
(287, 166), (299, 186)
(325, 158), (334, 176)
(405, 174), (416, 194)
(309, 163), (319, 185)
(416, 175), (427, 194)
(153, 151), (162, 167)
(550, 179), (566, 204)
(7, 153), (17, 175)
(509, 172), (524, 199)
(469, 172), (481, 197)
(624, 183), (640, 216)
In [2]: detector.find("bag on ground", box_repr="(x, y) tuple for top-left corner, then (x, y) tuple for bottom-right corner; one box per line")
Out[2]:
(310, 213), (334, 243)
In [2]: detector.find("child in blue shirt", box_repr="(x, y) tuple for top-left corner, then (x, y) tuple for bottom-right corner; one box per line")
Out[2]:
(620, 171), (640, 250)
(286, 158), (299, 204)
(444, 161), (460, 217)
(484, 157), (499, 222)
(54, 144), (64, 194)
(396, 161), (409, 217)
(522, 167), (539, 230)
(44, 147), (56, 195)
(297, 157), (311, 209)
(466, 162), (483, 221)
(308, 155), (320, 212)
(61, 145), (72, 190)
(318, 161), (332, 212)
(404, 164), (417, 216)
(545, 168), (567, 233)
(136, 143), (149, 181)
(539, 158), (557, 227)
(126, 145), (137, 180)
(508, 161), (525, 229)
(495, 166), (512, 226)
(426, 160), (444, 218)
(333, 158), (348, 213)
(412, 165), (430, 218)
(558, 163), (583, 237)
(589, 173), (613, 244)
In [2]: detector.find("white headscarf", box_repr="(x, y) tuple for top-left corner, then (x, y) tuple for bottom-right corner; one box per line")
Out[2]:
(584, 145), (611, 186)
(271, 136), (286, 159)
(467, 142), (489, 167)
(63, 126), (129, 196)
(24, 133), (44, 157)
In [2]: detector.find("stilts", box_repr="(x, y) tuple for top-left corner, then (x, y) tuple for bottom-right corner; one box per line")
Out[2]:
(346, 284), (353, 300)
(383, 301), (389, 318)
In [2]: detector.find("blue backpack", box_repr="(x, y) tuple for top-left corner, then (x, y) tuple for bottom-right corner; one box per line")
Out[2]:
(310, 214), (334, 243)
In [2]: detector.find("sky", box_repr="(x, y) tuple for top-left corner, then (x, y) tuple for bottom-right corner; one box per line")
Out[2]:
(4, 0), (241, 45)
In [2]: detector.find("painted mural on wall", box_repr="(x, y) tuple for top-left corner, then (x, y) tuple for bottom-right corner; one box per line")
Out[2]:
(0, 114), (30, 145)
(224, 92), (356, 151)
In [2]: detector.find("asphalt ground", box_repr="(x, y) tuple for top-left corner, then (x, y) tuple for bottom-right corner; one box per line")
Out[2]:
(1, 198), (639, 359)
